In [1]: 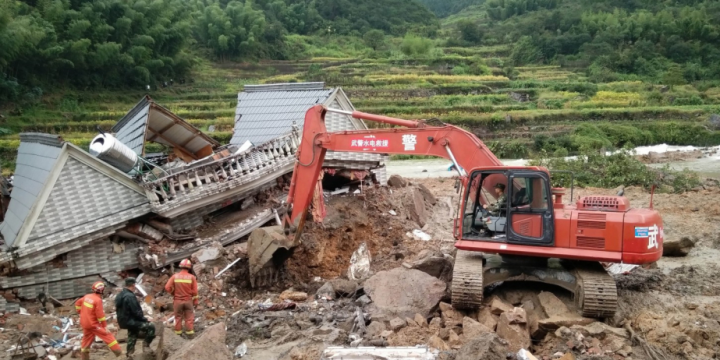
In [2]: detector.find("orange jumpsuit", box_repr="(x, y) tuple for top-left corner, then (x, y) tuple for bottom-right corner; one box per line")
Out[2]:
(75, 293), (121, 353)
(164, 269), (198, 335)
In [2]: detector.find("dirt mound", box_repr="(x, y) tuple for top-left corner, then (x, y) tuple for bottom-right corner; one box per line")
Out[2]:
(285, 183), (443, 283)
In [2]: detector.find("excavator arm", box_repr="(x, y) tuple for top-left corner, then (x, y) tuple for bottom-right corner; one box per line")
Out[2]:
(287, 104), (505, 225)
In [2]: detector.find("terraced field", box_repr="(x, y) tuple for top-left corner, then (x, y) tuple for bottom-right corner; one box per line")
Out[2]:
(2, 47), (720, 172)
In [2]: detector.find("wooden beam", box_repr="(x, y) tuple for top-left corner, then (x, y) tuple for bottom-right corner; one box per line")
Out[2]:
(147, 121), (176, 142)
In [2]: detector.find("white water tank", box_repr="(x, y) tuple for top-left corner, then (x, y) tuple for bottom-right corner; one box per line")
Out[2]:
(89, 133), (140, 173)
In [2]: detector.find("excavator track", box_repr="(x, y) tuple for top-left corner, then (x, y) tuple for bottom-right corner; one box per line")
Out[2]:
(575, 265), (618, 318)
(451, 250), (485, 310)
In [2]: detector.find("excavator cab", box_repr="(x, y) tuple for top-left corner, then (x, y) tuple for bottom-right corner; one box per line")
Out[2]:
(461, 168), (555, 246)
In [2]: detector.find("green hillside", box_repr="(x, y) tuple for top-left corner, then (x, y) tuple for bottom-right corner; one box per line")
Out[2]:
(1, 0), (719, 173)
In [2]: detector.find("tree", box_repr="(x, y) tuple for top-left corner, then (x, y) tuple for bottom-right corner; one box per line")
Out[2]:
(400, 33), (433, 57)
(363, 29), (385, 50)
(662, 63), (686, 89)
(456, 19), (483, 45)
(510, 36), (543, 65)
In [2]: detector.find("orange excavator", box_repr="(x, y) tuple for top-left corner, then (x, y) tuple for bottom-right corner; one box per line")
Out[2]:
(249, 105), (664, 318)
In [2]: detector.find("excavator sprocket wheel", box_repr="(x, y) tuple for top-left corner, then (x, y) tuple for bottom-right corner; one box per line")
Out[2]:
(575, 266), (618, 319)
(451, 250), (485, 310)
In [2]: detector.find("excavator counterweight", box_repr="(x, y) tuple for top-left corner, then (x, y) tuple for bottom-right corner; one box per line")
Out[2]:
(248, 105), (664, 319)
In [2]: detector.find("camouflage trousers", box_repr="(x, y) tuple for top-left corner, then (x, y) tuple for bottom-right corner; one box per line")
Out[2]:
(127, 322), (156, 355)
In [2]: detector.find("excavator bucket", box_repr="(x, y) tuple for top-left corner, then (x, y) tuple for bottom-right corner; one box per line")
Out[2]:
(247, 225), (298, 287)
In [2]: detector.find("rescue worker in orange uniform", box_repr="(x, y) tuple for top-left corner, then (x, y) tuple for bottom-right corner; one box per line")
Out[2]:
(74, 282), (122, 359)
(164, 259), (199, 338)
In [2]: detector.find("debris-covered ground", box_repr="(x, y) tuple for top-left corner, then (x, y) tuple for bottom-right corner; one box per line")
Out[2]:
(2, 173), (720, 360)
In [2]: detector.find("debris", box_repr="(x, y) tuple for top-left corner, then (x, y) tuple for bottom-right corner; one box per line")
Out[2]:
(537, 292), (568, 318)
(461, 317), (492, 342)
(489, 296), (513, 315)
(387, 175), (408, 188)
(259, 302), (297, 311)
(410, 251), (452, 281)
(497, 309), (531, 352)
(167, 322), (232, 360)
(407, 230), (431, 241)
(538, 316), (594, 331)
(215, 258), (242, 278)
(438, 302), (462, 328)
(348, 242), (372, 281)
(192, 241), (224, 263)
(321, 346), (438, 359)
(234, 342), (247, 358)
(390, 318), (407, 332)
(278, 290), (308, 302)
(329, 279), (359, 297)
(455, 333), (509, 360)
(428, 335), (449, 351)
(604, 263), (639, 275)
(364, 268), (446, 318)
(317, 282), (335, 300)
(366, 321), (387, 339)
(477, 307), (498, 331)
(517, 349), (539, 360)
(663, 236), (697, 257)
(388, 210), (397, 216)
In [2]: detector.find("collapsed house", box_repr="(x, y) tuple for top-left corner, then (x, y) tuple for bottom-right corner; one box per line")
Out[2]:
(0, 83), (387, 311)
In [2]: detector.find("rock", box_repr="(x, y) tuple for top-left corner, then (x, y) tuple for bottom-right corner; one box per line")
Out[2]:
(558, 353), (576, 360)
(388, 175), (408, 188)
(477, 307), (498, 331)
(573, 322), (629, 339)
(417, 184), (437, 205)
(663, 236), (696, 257)
(429, 317), (443, 332)
(497, 311), (531, 352)
(527, 310), (541, 338)
(390, 317), (407, 331)
(279, 290), (308, 302)
(489, 296), (513, 315)
(517, 349), (538, 360)
(191, 241), (223, 263)
(710, 114), (720, 130)
(356, 295), (372, 306)
(366, 321), (387, 339)
(439, 302), (463, 328)
(411, 254), (453, 282)
(329, 279), (358, 297)
(429, 335), (449, 351)
(316, 282), (335, 300)
(448, 330), (461, 347)
(414, 313), (428, 328)
(380, 330), (393, 339)
(537, 291), (569, 317)
(168, 322), (231, 360)
(455, 333), (509, 360)
(438, 328), (450, 340)
(405, 188), (428, 227)
(539, 316), (595, 331)
(462, 317), (492, 342)
(364, 268), (446, 318)
(505, 307), (527, 324)
(406, 317), (418, 327)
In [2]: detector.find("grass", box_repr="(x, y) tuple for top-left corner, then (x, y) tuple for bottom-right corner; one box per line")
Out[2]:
(1, 42), (719, 173)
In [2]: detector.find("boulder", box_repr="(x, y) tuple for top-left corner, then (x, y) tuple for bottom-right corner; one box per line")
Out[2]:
(489, 296), (513, 315)
(537, 291), (569, 317)
(329, 279), (359, 297)
(366, 321), (387, 339)
(428, 335), (449, 351)
(389, 317), (407, 332)
(405, 188), (428, 227)
(573, 322), (630, 339)
(411, 253), (453, 282)
(496, 311), (531, 352)
(439, 302), (463, 328)
(388, 175), (408, 188)
(448, 330), (461, 347)
(663, 236), (696, 257)
(417, 184), (437, 205)
(316, 282), (335, 299)
(461, 317), (492, 342)
(364, 268), (446, 318)
(168, 323), (231, 360)
(455, 333), (509, 360)
(191, 241), (224, 263)
(406, 317), (418, 327)
(477, 307), (498, 331)
(429, 317), (443, 332)
(505, 307), (527, 324)
(415, 313), (428, 328)
(539, 316), (595, 331)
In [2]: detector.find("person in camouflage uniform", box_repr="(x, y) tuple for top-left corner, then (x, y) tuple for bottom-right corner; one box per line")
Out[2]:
(484, 183), (507, 215)
(115, 277), (155, 358)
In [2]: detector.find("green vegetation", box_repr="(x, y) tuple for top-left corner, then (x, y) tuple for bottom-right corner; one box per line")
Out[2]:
(530, 150), (702, 193)
(1, 0), (720, 186)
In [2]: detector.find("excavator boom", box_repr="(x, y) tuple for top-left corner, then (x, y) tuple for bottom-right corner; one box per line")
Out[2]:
(288, 105), (514, 223)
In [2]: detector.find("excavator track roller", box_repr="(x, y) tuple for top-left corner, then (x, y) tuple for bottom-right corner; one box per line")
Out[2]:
(574, 267), (618, 318)
(451, 250), (485, 309)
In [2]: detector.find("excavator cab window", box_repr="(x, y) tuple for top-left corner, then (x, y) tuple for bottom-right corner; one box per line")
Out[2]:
(461, 169), (554, 246)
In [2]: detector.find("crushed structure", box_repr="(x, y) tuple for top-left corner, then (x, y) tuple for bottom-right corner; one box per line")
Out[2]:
(0, 83), (387, 310)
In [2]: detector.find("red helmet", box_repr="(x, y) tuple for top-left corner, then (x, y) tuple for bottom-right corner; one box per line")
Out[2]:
(179, 259), (192, 269)
(92, 281), (106, 294)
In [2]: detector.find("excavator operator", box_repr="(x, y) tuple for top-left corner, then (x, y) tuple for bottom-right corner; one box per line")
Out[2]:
(483, 183), (507, 216)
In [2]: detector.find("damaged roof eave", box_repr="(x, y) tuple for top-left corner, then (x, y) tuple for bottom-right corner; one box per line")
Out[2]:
(10, 143), (149, 250)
